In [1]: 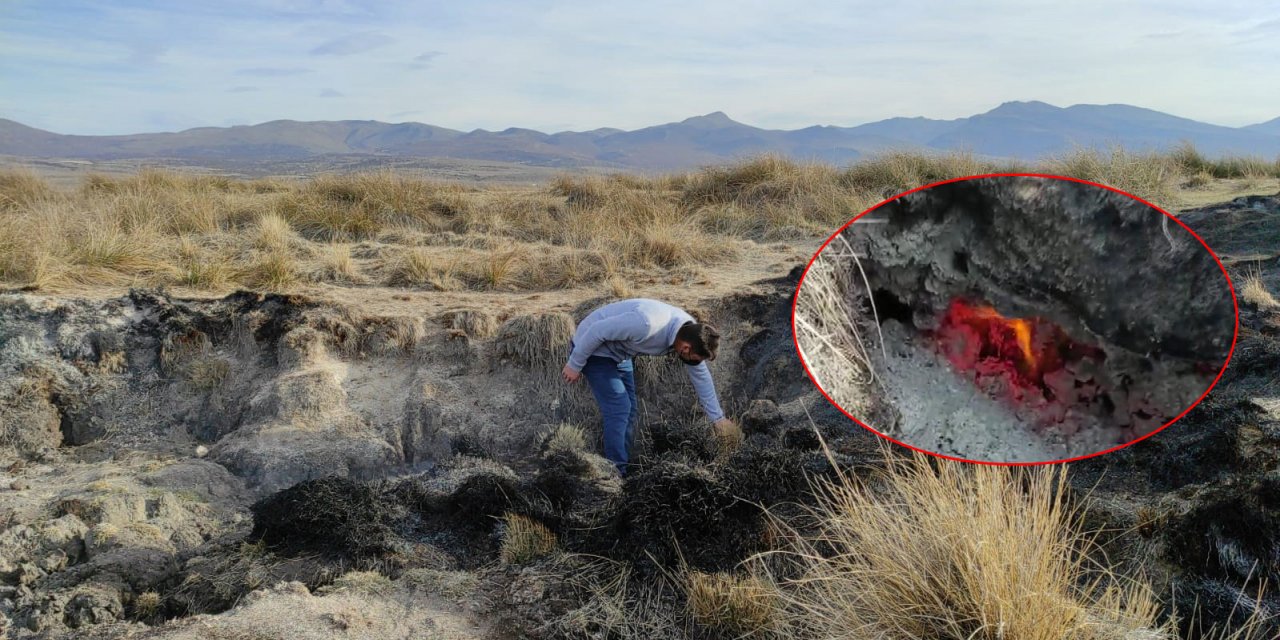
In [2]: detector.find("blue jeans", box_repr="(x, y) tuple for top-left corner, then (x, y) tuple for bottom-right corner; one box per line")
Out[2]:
(573, 343), (638, 476)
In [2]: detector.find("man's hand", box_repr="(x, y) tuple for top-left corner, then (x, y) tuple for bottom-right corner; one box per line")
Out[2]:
(562, 365), (582, 383)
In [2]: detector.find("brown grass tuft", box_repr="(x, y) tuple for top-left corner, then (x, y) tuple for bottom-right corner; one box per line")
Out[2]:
(494, 312), (576, 370)
(313, 243), (363, 284)
(759, 453), (1166, 639)
(0, 169), (58, 210)
(500, 513), (557, 564)
(1240, 268), (1278, 309)
(385, 247), (460, 290)
(441, 308), (498, 339)
(544, 423), (588, 454)
(686, 571), (778, 635)
(244, 249), (300, 291)
(131, 590), (162, 619)
(1044, 146), (1180, 208)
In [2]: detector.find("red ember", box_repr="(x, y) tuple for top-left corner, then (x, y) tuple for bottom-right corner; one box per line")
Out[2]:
(932, 299), (1147, 435)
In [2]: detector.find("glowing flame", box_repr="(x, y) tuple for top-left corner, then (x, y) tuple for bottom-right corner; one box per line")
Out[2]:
(1011, 319), (1034, 367)
(942, 301), (1040, 373)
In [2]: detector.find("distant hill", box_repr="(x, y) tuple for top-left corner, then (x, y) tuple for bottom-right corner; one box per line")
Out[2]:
(2, 102), (1278, 171)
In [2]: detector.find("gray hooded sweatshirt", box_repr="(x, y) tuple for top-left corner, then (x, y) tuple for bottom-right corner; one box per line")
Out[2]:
(566, 298), (725, 422)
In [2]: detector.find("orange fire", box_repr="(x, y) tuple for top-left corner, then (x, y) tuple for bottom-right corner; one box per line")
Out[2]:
(961, 303), (1037, 369)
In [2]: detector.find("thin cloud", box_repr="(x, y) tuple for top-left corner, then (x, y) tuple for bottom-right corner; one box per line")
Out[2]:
(227, 86), (259, 93)
(319, 88), (344, 98)
(310, 31), (393, 56)
(409, 50), (444, 69)
(236, 67), (312, 77)
(126, 42), (167, 66)
(1234, 16), (1280, 35)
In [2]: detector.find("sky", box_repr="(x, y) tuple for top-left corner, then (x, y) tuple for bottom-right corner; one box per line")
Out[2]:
(2, 1), (1278, 135)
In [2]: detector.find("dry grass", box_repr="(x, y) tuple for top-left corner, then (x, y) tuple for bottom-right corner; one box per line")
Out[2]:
(712, 418), (744, 456)
(1044, 146), (1181, 207)
(1169, 141), (1280, 180)
(1240, 267), (1278, 309)
(544, 423), (588, 454)
(685, 570), (778, 635)
(553, 557), (681, 640)
(1, 145), (1271, 292)
(793, 233), (883, 406)
(493, 312), (576, 370)
(384, 247), (461, 290)
(440, 308), (498, 339)
(131, 590), (162, 619)
(316, 570), (394, 596)
(758, 453), (1167, 640)
(312, 243), (363, 284)
(840, 149), (1022, 197)
(401, 568), (480, 599)
(499, 513), (557, 565)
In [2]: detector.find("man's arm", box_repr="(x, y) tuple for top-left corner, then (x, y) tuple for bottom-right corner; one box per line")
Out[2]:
(565, 312), (649, 372)
(683, 361), (726, 422)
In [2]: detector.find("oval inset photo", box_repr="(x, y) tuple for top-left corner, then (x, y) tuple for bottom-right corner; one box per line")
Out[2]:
(793, 174), (1238, 465)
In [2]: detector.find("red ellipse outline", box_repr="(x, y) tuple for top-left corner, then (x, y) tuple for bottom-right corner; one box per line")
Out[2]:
(790, 172), (1241, 467)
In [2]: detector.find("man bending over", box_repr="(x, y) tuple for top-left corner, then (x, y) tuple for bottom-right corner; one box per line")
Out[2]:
(562, 298), (735, 476)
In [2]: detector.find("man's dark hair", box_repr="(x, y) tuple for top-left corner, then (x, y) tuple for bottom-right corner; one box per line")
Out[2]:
(676, 322), (720, 361)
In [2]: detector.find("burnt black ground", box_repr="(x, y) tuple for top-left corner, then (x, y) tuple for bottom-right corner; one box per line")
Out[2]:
(1072, 192), (1280, 638)
(242, 195), (1280, 637)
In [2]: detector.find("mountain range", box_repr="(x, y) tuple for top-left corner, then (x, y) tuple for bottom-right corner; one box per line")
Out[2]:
(3, 101), (1279, 171)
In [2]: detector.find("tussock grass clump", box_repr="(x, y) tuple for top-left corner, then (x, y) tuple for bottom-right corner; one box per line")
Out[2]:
(840, 149), (1020, 195)
(312, 242), (363, 284)
(244, 249), (300, 291)
(682, 155), (838, 206)
(712, 418), (744, 457)
(1045, 146), (1180, 207)
(544, 423), (588, 454)
(499, 512), (557, 564)
(282, 172), (474, 240)
(686, 571), (778, 635)
(1169, 141), (1280, 180)
(493, 312), (575, 370)
(172, 237), (235, 290)
(763, 454), (1166, 640)
(0, 169), (58, 209)
(1240, 268), (1278, 309)
(252, 213), (296, 252)
(440, 308), (498, 339)
(130, 590), (162, 620)
(384, 247), (460, 290)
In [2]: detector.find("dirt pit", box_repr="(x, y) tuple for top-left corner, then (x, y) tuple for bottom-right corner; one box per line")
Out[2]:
(797, 175), (1237, 463)
(0, 270), (887, 637)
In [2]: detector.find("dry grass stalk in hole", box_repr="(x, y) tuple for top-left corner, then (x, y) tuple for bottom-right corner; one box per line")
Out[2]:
(713, 419), (744, 457)
(500, 513), (557, 564)
(794, 233), (885, 403)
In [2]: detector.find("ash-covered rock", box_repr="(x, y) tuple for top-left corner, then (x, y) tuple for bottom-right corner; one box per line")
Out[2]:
(854, 176), (1234, 364)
